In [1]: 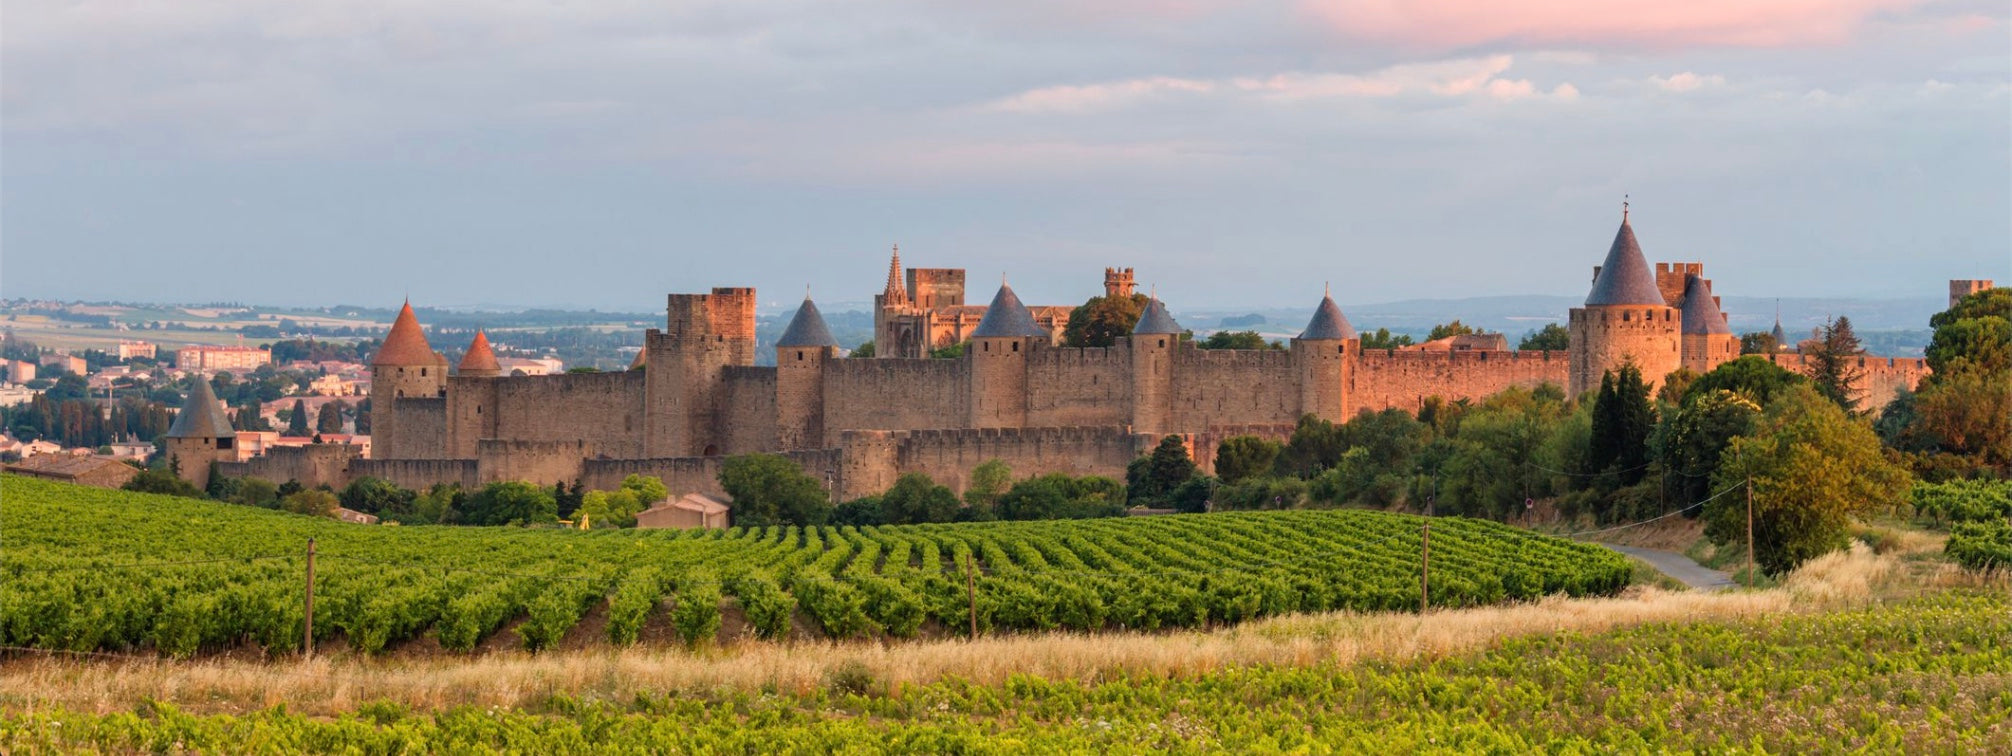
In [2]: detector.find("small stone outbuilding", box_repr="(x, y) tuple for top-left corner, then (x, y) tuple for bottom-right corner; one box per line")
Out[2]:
(635, 493), (730, 530)
(5, 454), (141, 489)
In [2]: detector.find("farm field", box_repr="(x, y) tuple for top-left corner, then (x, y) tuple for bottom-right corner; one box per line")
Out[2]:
(0, 475), (1629, 657)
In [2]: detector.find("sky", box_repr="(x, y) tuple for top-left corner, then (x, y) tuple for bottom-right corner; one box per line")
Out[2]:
(3, 0), (2008, 313)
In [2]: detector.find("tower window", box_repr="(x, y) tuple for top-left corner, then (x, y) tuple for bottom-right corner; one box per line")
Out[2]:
(1337, 345), (1344, 354)
(1623, 311), (1631, 322)
(420, 368), (427, 377)
(1159, 338), (1166, 348)
(797, 351), (804, 362)
(217, 438), (233, 450)
(1012, 342), (1020, 352)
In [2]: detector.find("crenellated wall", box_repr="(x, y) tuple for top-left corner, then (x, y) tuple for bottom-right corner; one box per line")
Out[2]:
(1169, 347), (1299, 429)
(1760, 353), (1928, 410)
(455, 371), (647, 459)
(1354, 349), (1570, 412)
(348, 458), (480, 492)
(822, 358), (969, 439)
(217, 444), (361, 490)
(1025, 344), (1132, 427)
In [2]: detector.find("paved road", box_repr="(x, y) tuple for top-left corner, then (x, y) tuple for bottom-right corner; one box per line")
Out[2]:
(1602, 544), (1738, 591)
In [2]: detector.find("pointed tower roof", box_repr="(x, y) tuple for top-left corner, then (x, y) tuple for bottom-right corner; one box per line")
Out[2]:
(459, 331), (502, 374)
(970, 281), (1045, 339)
(777, 296), (841, 348)
(1770, 318), (1789, 350)
(1299, 294), (1358, 341)
(1584, 215), (1666, 307)
(373, 301), (439, 366)
(882, 244), (908, 305)
(1132, 297), (1182, 335)
(1678, 276), (1731, 335)
(165, 377), (235, 439)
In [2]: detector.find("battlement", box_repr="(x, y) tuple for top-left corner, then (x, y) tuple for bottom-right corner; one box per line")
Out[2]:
(1360, 348), (1563, 365)
(1951, 279), (1996, 308)
(665, 287), (757, 343)
(1175, 345), (1294, 368)
(1104, 267), (1136, 298)
(1654, 262), (1705, 307)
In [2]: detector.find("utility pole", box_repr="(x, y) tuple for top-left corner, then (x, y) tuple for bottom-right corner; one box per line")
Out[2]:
(1745, 476), (1755, 589)
(1420, 523), (1431, 613)
(303, 537), (317, 658)
(965, 553), (978, 639)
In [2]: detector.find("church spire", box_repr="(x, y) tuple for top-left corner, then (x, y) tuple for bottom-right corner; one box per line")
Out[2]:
(882, 244), (908, 306)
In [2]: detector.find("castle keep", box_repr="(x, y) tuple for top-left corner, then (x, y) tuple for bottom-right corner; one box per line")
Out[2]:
(215, 213), (1929, 499)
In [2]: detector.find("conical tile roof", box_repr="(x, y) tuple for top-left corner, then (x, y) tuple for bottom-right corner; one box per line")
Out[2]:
(459, 331), (501, 373)
(1132, 298), (1182, 335)
(777, 297), (840, 348)
(165, 377), (235, 439)
(1679, 276), (1731, 335)
(373, 301), (439, 366)
(1299, 295), (1357, 340)
(970, 282), (1045, 339)
(1585, 218), (1666, 307)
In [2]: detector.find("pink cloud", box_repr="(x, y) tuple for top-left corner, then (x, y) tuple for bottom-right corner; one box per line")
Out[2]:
(1300, 0), (1930, 50)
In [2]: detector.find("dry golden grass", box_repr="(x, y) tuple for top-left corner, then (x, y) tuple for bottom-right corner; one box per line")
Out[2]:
(1, 543), (1927, 719)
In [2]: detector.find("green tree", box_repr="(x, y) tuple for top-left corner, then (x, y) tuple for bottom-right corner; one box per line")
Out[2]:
(338, 477), (414, 515)
(1198, 331), (1276, 350)
(720, 454), (831, 527)
(1275, 414), (1347, 477)
(231, 477), (280, 509)
(1586, 365), (1655, 489)
(1739, 332), (1779, 355)
(463, 481), (559, 526)
(1518, 323), (1570, 352)
(1684, 356), (1804, 408)
(879, 473), (961, 524)
(1214, 435), (1282, 483)
(1804, 316), (1865, 412)
(848, 341), (876, 358)
(1063, 293), (1148, 347)
(578, 489), (644, 528)
(620, 474), (668, 505)
(123, 468), (202, 498)
(1427, 320), (1479, 341)
(928, 342), (966, 359)
(1708, 384), (1911, 574)
(1884, 287), (2012, 479)
(1654, 389), (1761, 508)
(281, 489), (339, 517)
(316, 400), (345, 433)
(285, 399), (310, 436)
(1925, 287), (2010, 377)
(964, 459), (1012, 509)
(1126, 435), (1199, 506)
(1359, 328), (1414, 350)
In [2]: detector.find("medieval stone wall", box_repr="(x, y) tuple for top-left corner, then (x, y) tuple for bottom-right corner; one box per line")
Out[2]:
(474, 439), (597, 487)
(385, 398), (449, 459)
(721, 366), (779, 454)
(1169, 347), (1299, 429)
(822, 358), (969, 439)
(1025, 345), (1132, 427)
(1761, 353), (1927, 410)
(348, 458), (480, 491)
(477, 371), (647, 458)
(888, 426), (1145, 494)
(217, 444), (361, 490)
(1354, 349), (1571, 411)
(1568, 305), (1682, 396)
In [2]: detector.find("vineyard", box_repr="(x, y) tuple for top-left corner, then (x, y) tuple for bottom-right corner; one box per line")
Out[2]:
(0, 475), (1629, 656)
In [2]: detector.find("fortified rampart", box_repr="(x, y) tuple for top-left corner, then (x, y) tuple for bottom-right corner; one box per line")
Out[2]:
(209, 215), (1953, 506)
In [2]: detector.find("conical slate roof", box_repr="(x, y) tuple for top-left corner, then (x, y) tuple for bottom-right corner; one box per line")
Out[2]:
(1679, 276), (1731, 335)
(166, 377), (235, 439)
(1299, 295), (1358, 341)
(1771, 320), (1789, 349)
(777, 297), (841, 348)
(1584, 218), (1666, 307)
(459, 331), (501, 373)
(1132, 298), (1182, 335)
(970, 282), (1045, 339)
(373, 301), (439, 366)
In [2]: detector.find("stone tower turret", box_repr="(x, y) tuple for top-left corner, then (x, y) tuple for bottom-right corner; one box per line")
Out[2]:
(643, 287), (756, 457)
(1292, 289), (1357, 422)
(457, 331), (502, 378)
(776, 294), (840, 449)
(1104, 267), (1137, 298)
(1950, 279), (1995, 309)
(1567, 209), (1681, 397)
(370, 300), (449, 458)
(1677, 274), (1739, 375)
(1129, 296), (1182, 435)
(164, 376), (238, 490)
(967, 280), (1040, 428)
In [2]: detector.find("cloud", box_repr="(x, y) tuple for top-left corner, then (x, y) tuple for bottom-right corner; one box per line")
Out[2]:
(1299, 0), (1932, 50)
(1652, 72), (1727, 92)
(986, 55), (1575, 113)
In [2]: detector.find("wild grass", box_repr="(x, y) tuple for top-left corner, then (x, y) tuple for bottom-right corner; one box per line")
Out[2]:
(0, 541), (1926, 719)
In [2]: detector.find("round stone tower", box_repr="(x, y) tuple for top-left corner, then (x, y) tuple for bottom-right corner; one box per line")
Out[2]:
(1129, 296), (1182, 435)
(370, 300), (449, 458)
(163, 376), (239, 490)
(967, 280), (1040, 428)
(1568, 210), (1681, 397)
(776, 294), (840, 449)
(1292, 290), (1357, 422)
(457, 331), (502, 378)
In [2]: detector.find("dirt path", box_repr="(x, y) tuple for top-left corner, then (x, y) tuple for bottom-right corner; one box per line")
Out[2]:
(1604, 544), (1737, 591)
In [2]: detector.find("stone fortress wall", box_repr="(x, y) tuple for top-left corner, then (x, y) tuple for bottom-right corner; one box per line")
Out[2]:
(223, 215), (1944, 503)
